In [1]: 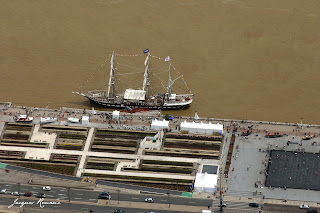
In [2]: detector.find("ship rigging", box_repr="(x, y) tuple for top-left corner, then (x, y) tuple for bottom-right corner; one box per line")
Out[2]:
(73, 51), (194, 109)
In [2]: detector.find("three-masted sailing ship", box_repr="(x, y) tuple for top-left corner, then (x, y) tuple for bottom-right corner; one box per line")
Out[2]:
(73, 51), (193, 110)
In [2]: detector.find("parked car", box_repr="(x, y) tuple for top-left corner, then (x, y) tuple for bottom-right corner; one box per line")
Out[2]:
(42, 186), (51, 191)
(307, 209), (318, 213)
(145, 198), (154, 203)
(0, 189), (7, 194)
(24, 192), (32, 197)
(114, 210), (125, 213)
(11, 191), (20, 196)
(36, 193), (46, 198)
(299, 204), (310, 209)
(249, 203), (259, 207)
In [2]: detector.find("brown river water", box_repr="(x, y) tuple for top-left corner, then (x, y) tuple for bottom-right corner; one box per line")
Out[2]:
(1, 0), (320, 124)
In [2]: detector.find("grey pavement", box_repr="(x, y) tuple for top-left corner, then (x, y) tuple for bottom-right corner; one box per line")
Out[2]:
(227, 132), (320, 203)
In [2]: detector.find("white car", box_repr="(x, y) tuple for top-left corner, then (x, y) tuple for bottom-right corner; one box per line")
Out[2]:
(11, 191), (19, 196)
(0, 189), (7, 194)
(42, 186), (51, 191)
(299, 204), (310, 209)
(145, 198), (154, 203)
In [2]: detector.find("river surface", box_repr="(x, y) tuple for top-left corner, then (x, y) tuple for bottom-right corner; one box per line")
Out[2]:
(1, 0), (320, 124)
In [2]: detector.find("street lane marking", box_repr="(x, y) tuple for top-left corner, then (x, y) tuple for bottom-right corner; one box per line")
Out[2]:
(58, 194), (66, 196)
(56, 197), (67, 200)
(75, 198), (82, 200)
(161, 200), (167, 201)
(76, 193), (84, 195)
(47, 195), (54, 197)
(21, 188), (29, 190)
(89, 199), (96, 201)
(132, 197), (139, 200)
(189, 201), (196, 203)
(59, 189), (66, 191)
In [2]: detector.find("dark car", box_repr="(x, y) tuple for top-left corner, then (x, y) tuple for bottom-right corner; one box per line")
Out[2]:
(98, 191), (110, 200)
(249, 203), (259, 207)
(98, 194), (110, 200)
(307, 210), (318, 213)
(100, 191), (110, 195)
(114, 210), (125, 213)
(24, 192), (32, 197)
(36, 193), (46, 198)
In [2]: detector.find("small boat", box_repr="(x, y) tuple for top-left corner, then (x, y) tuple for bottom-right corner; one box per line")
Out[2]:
(302, 134), (315, 140)
(265, 132), (286, 138)
(16, 115), (33, 122)
(40, 117), (57, 124)
(241, 130), (252, 136)
(67, 117), (80, 123)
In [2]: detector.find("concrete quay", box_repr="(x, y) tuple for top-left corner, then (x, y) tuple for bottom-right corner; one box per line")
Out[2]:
(1, 103), (320, 211)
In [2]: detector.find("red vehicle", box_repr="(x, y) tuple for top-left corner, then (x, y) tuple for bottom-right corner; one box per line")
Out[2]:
(24, 192), (32, 197)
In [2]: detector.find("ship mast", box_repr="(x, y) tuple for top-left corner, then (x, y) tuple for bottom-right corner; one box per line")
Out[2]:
(168, 60), (172, 98)
(107, 52), (115, 99)
(142, 52), (150, 98)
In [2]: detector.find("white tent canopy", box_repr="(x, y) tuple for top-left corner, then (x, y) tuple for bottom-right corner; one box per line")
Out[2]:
(194, 173), (218, 193)
(124, 89), (146, 101)
(81, 116), (89, 125)
(151, 120), (169, 130)
(180, 121), (223, 134)
(112, 110), (120, 120)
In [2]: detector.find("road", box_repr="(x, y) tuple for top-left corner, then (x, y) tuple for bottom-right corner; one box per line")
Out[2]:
(0, 182), (212, 206)
(1, 183), (319, 213)
(0, 196), (177, 213)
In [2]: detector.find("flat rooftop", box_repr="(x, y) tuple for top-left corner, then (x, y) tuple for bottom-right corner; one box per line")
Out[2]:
(265, 150), (320, 191)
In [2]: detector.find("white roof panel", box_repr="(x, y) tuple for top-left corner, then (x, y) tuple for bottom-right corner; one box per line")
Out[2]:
(151, 119), (169, 127)
(124, 89), (146, 101)
(194, 173), (218, 188)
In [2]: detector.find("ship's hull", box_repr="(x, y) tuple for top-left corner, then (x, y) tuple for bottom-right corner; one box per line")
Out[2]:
(87, 97), (191, 110)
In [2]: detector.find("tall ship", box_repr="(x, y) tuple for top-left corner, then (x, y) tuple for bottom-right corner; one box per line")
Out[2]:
(73, 51), (194, 110)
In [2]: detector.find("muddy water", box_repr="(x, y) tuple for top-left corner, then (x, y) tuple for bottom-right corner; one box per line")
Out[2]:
(1, 0), (320, 124)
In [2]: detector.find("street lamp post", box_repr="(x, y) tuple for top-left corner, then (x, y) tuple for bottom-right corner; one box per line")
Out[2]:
(167, 193), (170, 208)
(219, 169), (223, 212)
(17, 183), (20, 197)
(67, 187), (70, 202)
(116, 189), (120, 204)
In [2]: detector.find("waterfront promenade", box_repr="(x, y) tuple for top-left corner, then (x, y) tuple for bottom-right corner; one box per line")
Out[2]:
(0, 103), (320, 212)
(1, 103), (319, 136)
